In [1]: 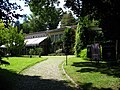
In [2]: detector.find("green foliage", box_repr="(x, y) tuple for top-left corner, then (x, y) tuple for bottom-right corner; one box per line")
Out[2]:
(79, 48), (87, 59)
(0, 20), (7, 46)
(22, 21), (31, 34)
(35, 48), (43, 57)
(29, 49), (35, 55)
(63, 27), (75, 55)
(0, 20), (24, 57)
(0, 20), (8, 60)
(28, 0), (63, 31)
(65, 0), (120, 39)
(5, 26), (24, 56)
(74, 23), (83, 57)
(74, 16), (99, 57)
(27, 14), (47, 32)
(60, 12), (76, 28)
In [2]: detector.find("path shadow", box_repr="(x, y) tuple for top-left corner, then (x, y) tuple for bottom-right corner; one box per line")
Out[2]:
(78, 82), (112, 90)
(72, 61), (120, 78)
(0, 68), (78, 90)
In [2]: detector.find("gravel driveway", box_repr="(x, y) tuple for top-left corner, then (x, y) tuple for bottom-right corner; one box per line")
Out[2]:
(13, 56), (76, 90)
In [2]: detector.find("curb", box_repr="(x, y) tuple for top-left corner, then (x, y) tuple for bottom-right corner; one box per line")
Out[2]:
(62, 61), (78, 88)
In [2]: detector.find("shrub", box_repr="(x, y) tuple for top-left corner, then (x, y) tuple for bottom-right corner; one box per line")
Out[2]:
(35, 48), (43, 57)
(79, 48), (87, 59)
(29, 49), (35, 58)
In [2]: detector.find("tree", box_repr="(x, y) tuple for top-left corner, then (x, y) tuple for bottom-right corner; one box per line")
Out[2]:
(65, 0), (120, 39)
(29, 0), (63, 30)
(28, 14), (47, 32)
(65, 0), (120, 61)
(5, 25), (24, 56)
(0, 0), (23, 26)
(14, 20), (21, 32)
(64, 0), (82, 17)
(0, 20), (8, 60)
(63, 27), (75, 55)
(74, 16), (100, 57)
(60, 12), (77, 28)
(0, 20), (7, 46)
(0, 0), (25, 61)
(74, 22), (83, 57)
(29, 48), (35, 58)
(21, 21), (30, 34)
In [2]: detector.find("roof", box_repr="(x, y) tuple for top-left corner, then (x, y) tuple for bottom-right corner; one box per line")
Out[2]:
(25, 37), (47, 46)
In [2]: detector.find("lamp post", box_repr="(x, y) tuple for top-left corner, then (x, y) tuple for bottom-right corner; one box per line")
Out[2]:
(65, 49), (68, 65)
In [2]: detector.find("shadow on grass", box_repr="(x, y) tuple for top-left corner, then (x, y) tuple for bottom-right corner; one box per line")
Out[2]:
(0, 68), (77, 90)
(78, 82), (112, 90)
(72, 61), (120, 78)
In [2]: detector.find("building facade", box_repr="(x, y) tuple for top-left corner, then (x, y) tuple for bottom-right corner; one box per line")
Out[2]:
(24, 28), (65, 55)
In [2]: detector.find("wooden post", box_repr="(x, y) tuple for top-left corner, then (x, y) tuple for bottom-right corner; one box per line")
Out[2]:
(116, 40), (118, 61)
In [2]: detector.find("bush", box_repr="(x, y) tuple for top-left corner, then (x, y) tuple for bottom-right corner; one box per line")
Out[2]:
(29, 49), (35, 58)
(79, 48), (87, 59)
(35, 48), (43, 57)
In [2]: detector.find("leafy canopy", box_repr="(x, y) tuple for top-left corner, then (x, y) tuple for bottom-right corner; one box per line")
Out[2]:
(74, 16), (99, 57)
(65, 0), (120, 39)
(28, 0), (63, 31)
(5, 25), (24, 56)
(60, 12), (76, 28)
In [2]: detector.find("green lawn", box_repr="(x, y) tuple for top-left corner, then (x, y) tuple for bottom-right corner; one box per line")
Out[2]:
(64, 57), (120, 90)
(0, 57), (47, 73)
(0, 57), (47, 90)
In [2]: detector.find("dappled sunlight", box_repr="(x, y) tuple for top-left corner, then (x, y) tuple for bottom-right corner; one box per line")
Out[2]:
(72, 61), (120, 78)
(64, 57), (120, 90)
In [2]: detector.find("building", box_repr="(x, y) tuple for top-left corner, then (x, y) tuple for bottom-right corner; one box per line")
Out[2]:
(0, 26), (76, 55)
(24, 27), (66, 55)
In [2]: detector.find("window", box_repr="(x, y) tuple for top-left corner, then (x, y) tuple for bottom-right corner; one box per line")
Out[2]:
(51, 35), (54, 41)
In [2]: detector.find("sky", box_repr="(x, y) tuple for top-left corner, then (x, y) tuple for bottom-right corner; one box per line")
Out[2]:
(9, 0), (73, 23)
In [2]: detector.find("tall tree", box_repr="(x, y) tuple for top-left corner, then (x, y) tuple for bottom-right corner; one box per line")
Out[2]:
(19, 14), (31, 33)
(5, 25), (24, 56)
(29, 0), (63, 30)
(63, 27), (75, 55)
(74, 16), (100, 57)
(65, 0), (82, 17)
(60, 12), (76, 28)
(0, 20), (8, 60)
(0, 0), (25, 60)
(29, 14), (47, 32)
(65, 0), (120, 39)
(0, 20), (7, 46)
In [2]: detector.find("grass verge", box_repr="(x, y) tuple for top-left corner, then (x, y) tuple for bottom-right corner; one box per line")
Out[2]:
(0, 57), (47, 73)
(0, 57), (47, 90)
(64, 57), (120, 90)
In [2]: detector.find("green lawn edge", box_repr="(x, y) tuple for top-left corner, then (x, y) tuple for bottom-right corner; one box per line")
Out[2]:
(63, 57), (120, 90)
(18, 57), (48, 74)
(0, 57), (48, 74)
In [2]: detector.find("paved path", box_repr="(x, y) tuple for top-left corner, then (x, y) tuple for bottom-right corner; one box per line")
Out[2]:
(22, 56), (65, 80)
(13, 56), (76, 90)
